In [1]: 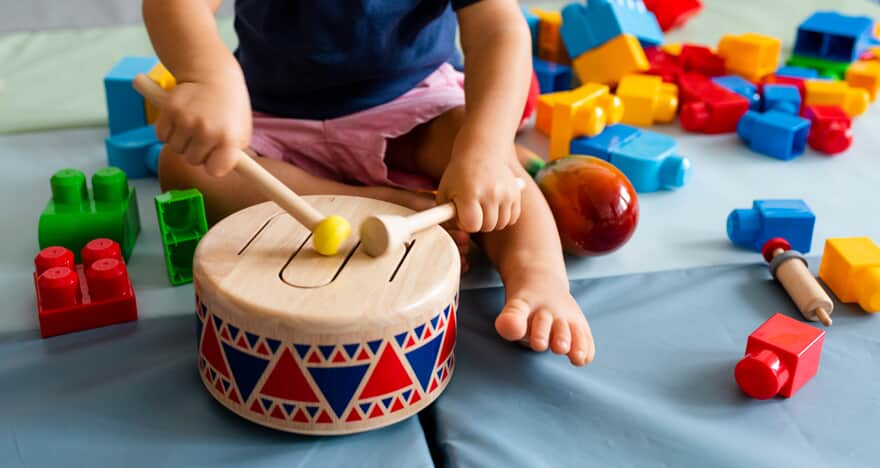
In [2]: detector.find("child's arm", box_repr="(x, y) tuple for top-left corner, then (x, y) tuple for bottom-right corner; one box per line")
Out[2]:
(440, 0), (532, 233)
(142, 0), (251, 176)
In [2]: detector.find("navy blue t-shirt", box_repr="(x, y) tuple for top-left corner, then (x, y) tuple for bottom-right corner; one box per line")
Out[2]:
(234, 0), (479, 120)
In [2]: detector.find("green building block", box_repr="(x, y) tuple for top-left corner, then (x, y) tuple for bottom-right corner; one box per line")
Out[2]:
(786, 54), (850, 80)
(155, 189), (208, 285)
(38, 167), (141, 261)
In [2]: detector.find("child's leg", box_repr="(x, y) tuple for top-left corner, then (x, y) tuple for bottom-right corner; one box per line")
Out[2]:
(396, 107), (596, 366)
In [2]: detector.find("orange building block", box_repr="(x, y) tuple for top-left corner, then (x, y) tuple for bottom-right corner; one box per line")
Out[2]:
(532, 9), (570, 65)
(616, 74), (678, 127)
(818, 237), (880, 313)
(804, 79), (870, 117)
(845, 61), (880, 102)
(716, 33), (781, 82)
(547, 83), (623, 159)
(536, 90), (572, 136)
(572, 34), (648, 86)
(145, 63), (176, 124)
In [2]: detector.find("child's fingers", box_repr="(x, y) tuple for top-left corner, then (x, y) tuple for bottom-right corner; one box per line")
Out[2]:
(496, 199), (512, 230)
(480, 201), (499, 232)
(455, 198), (483, 233)
(204, 146), (242, 177)
(509, 195), (522, 226)
(169, 130), (194, 161)
(186, 136), (218, 169)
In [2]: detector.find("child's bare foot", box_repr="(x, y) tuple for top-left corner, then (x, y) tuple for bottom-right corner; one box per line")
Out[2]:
(494, 267), (595, 366)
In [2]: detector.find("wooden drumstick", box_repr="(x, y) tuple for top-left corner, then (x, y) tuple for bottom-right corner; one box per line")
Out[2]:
(762, 237), (833, 326)
(132, 74), (350, 256)
(360, 179), (527, 257)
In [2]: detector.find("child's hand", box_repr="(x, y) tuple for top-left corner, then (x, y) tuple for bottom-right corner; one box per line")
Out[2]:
(155, 74), (252, 177)
(437, 142), (523, 233)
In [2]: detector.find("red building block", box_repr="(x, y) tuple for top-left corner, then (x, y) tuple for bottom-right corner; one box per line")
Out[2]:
(34, 239), (137, 338)
(679, 44), (726, 77)
(643, 0), (702, 32)
(802, 105), (852, 155)
(521, 71), (540, 127)
(735, 313), (825, 400)
(678, 73), (750, 133)
(644, 46), (682, 84)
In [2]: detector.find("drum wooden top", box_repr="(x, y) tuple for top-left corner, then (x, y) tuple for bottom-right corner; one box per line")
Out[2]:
(193, 196), (460, 338)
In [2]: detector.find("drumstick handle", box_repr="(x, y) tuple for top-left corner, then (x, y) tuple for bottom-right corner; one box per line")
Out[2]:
(132, 74), (325, 230)
(405, 178), (528, 232)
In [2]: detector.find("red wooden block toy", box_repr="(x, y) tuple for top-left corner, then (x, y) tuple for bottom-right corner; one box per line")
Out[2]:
(802, 105), (852, 155)
(679, 73), (750, 133)
(34, 238), (138, 338)
(735, 313), (825, 400)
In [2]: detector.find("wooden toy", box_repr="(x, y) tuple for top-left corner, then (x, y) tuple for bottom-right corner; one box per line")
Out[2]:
(761, 84), (801, 115)
(360, 179), (526, 257)
(534, 156), (638, 256)
(818, 237), (880, 313)
(802, 105), (852, 155)
(532, 9), (570, 65)
(193, 196), (459, 434)
(804, 79), (869, 117)
(134, 75), (351, 256)
(616, 74), (678, 127)
(845, 61), (880, 102)
(105, 125), (163, 179)
(712, 75), (761, 110)
(548, 83), (624, 159)
(716, 33), (781, 82)
(560, 0), (663, 59)
(727, 199), (815, 254)
(762, 238), (833, 326)
(39, 168), (141, 262)
(678, 73), (750, 133)
(572, 34), (649, 86)
(735, 313), (824, 400)
(794, 11), (875, 63)
(642, 0), (702, 32)
(736, 110), (811, 160)
(34, 240), (137, 338)
(155, 189), (208, 285)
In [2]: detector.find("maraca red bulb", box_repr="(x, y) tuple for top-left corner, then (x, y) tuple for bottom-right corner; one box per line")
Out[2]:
(536, 156), (639, 256)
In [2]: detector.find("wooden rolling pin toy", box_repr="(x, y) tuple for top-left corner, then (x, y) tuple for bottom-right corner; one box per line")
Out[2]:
(133, 74), (350, 256)
(762, 237), (833, 326)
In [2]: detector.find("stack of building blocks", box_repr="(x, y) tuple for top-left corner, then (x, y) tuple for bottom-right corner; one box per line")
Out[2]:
(642, 0), (702, 32)
(761, 84), (801, 114)
(155, 189), (208, 286)
(737, 110), (811, 160)
(726, 199), (815, 254)
(712, 75), (761, 110)
(104, 56), (159, 135)
(533, 57), (573, 94)
(615, 74), (678, 126)
(532, 9), (570, 65)
(33, 239), (138, 338)
(803, 79), (869, 117)
(734, 313), (825, 400)
(818, 237), (880, 313)
(570, 124), (691, 193)
(546, 83), (624, 159)
(678, 73), (750, 133)
(716, 33), (781, 82)
(802, 105), (852, 154)
(38, 168), (141, 262)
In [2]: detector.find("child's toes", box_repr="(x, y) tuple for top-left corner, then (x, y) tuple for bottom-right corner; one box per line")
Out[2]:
(528, 308), (554, 352)
(495, 297), (531, 342)
(568, 322), (595, 366)
(550, 318), (572, 355)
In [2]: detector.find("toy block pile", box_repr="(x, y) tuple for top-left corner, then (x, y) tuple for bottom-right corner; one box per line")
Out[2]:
(104, 57), (176, 178)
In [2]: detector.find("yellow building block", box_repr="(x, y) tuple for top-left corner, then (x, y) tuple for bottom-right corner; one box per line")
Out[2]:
(548, 83), (623, 160)
(532, 9), (570, 65)
(845, 61), (880, 102)
(572, 34), (648, 86)
(716, 33), (780, 81)
(616, 74), (678, 127)
(660, 43), (683, 56)
(536, 91), (571, 136)
(145, 63), (177, 124)
(818, 237), (880, 313)
(804, 79), (870, 117)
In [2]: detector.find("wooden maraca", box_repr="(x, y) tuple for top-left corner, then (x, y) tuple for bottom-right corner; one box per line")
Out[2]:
(762, 237), (833, 326)
(132, 74), (350, 256)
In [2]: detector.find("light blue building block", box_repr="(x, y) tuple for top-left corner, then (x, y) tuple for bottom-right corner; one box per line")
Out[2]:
(560, 0), (663, 59)
(727, 199), (815, 253)
(104, 56), (158, 135)
(762, 84), (801, 115)
(571, 124), (691, 193)
(712, 75), (761, 110)
(533, 57), (573, 94)
(794, 11), (876, 62)
(775, 66), (819, 79)
(737, 111), (811, 161)
(105, 125), (163, 179)
(522, 7), (540, 56)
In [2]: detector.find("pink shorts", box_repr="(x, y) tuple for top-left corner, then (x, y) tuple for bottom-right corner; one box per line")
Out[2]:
(250, 63), (465, 190)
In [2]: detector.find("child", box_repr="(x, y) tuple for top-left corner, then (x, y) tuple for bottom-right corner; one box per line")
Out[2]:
(143, 0), (595, 366)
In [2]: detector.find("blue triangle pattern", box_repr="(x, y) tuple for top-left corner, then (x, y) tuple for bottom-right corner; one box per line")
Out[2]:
(367, 340), (382, 354)
(443, 305), (450, 318)
(307, 364), (370, 418)
(209, 368), (217, 381)
(414, 325), (425, 339)
(306, 406), (319, 417)
(382, 397), (393, 409)
(245, 332), (260, 348)
(360, 403), (372, 414)
(318, 345), (336, 360)
(195, 315), (203, 348)
(266, 338), (281, 354)
(212, 315), (223, 329)
(294, 344), (311, 359)
(261, 398), (273, 411)
(405, 331), (444, 392)
(343, 343), (359, 358)
(227, 324), (240, 340)
(221, 342), (270, 403)
(436, 369), (443, 379)
(394, 332), (408, 347)
(430, 315), (440, 329)
(283, 403), (296, 416)
(222, 379), (231, 392)
(402, 390), (412, 402)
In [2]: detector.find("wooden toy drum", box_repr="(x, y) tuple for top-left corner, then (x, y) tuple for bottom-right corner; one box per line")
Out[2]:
(193, 196), (459, 435)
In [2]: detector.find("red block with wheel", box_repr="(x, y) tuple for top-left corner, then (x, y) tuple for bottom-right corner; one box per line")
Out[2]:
(679, 73), (750, 133)
(735, 313), (825, 400)
(802, 105), (852, 155)
(34, 239), (138, 338)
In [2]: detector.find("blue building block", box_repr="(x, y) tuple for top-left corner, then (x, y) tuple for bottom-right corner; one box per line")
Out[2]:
(106, 125), (163, 179)
(570, 124), (691, 192)
(533, 57), (573, 94)
(522, 7), (540, 56)
(761, 84), (801, 115)
(775, 66), (819, 79)
(104, 56), (159, 135)
(737, 111), (811, 161)
(727, 199), (815, 253)
(793, 11), (875, 62)
(712, 75), (761, 110)
(560, 0), (663, 59)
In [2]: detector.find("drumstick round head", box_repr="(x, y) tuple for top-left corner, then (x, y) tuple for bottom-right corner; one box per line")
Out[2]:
(360, 215), (408, 257)
(312, 215), (352, 256)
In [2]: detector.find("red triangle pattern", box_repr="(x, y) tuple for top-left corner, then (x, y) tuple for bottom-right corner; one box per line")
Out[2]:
(346, 409), (362, 422)
(429, 379), (439, 393)
(436, 306), (457, 368)
(423, 327), (432, 340)
(236, 335), (249, 350)
(316, 410), (332, 423)
(292, 408), (309, 423)
(356, 349), (370, 361)
(405, 335), (416, 348)
(220, 327), (231, 341)
(332, 350), (346, 363)
(270, 406), (286, 420)
(200, 318), (231, 378)
(410, 391), (421, 404)
(256, 341), (270, 356)
(390, 397), (405, 412)
(214, 380), (225, 394)
(358, 346), (413, 399)
(307, 351), (322, 363)
(369, 405), (384, 419)
(229, 389), (241, 404)
(250, 400), (264, 415)
(258, 348), (320, 403)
